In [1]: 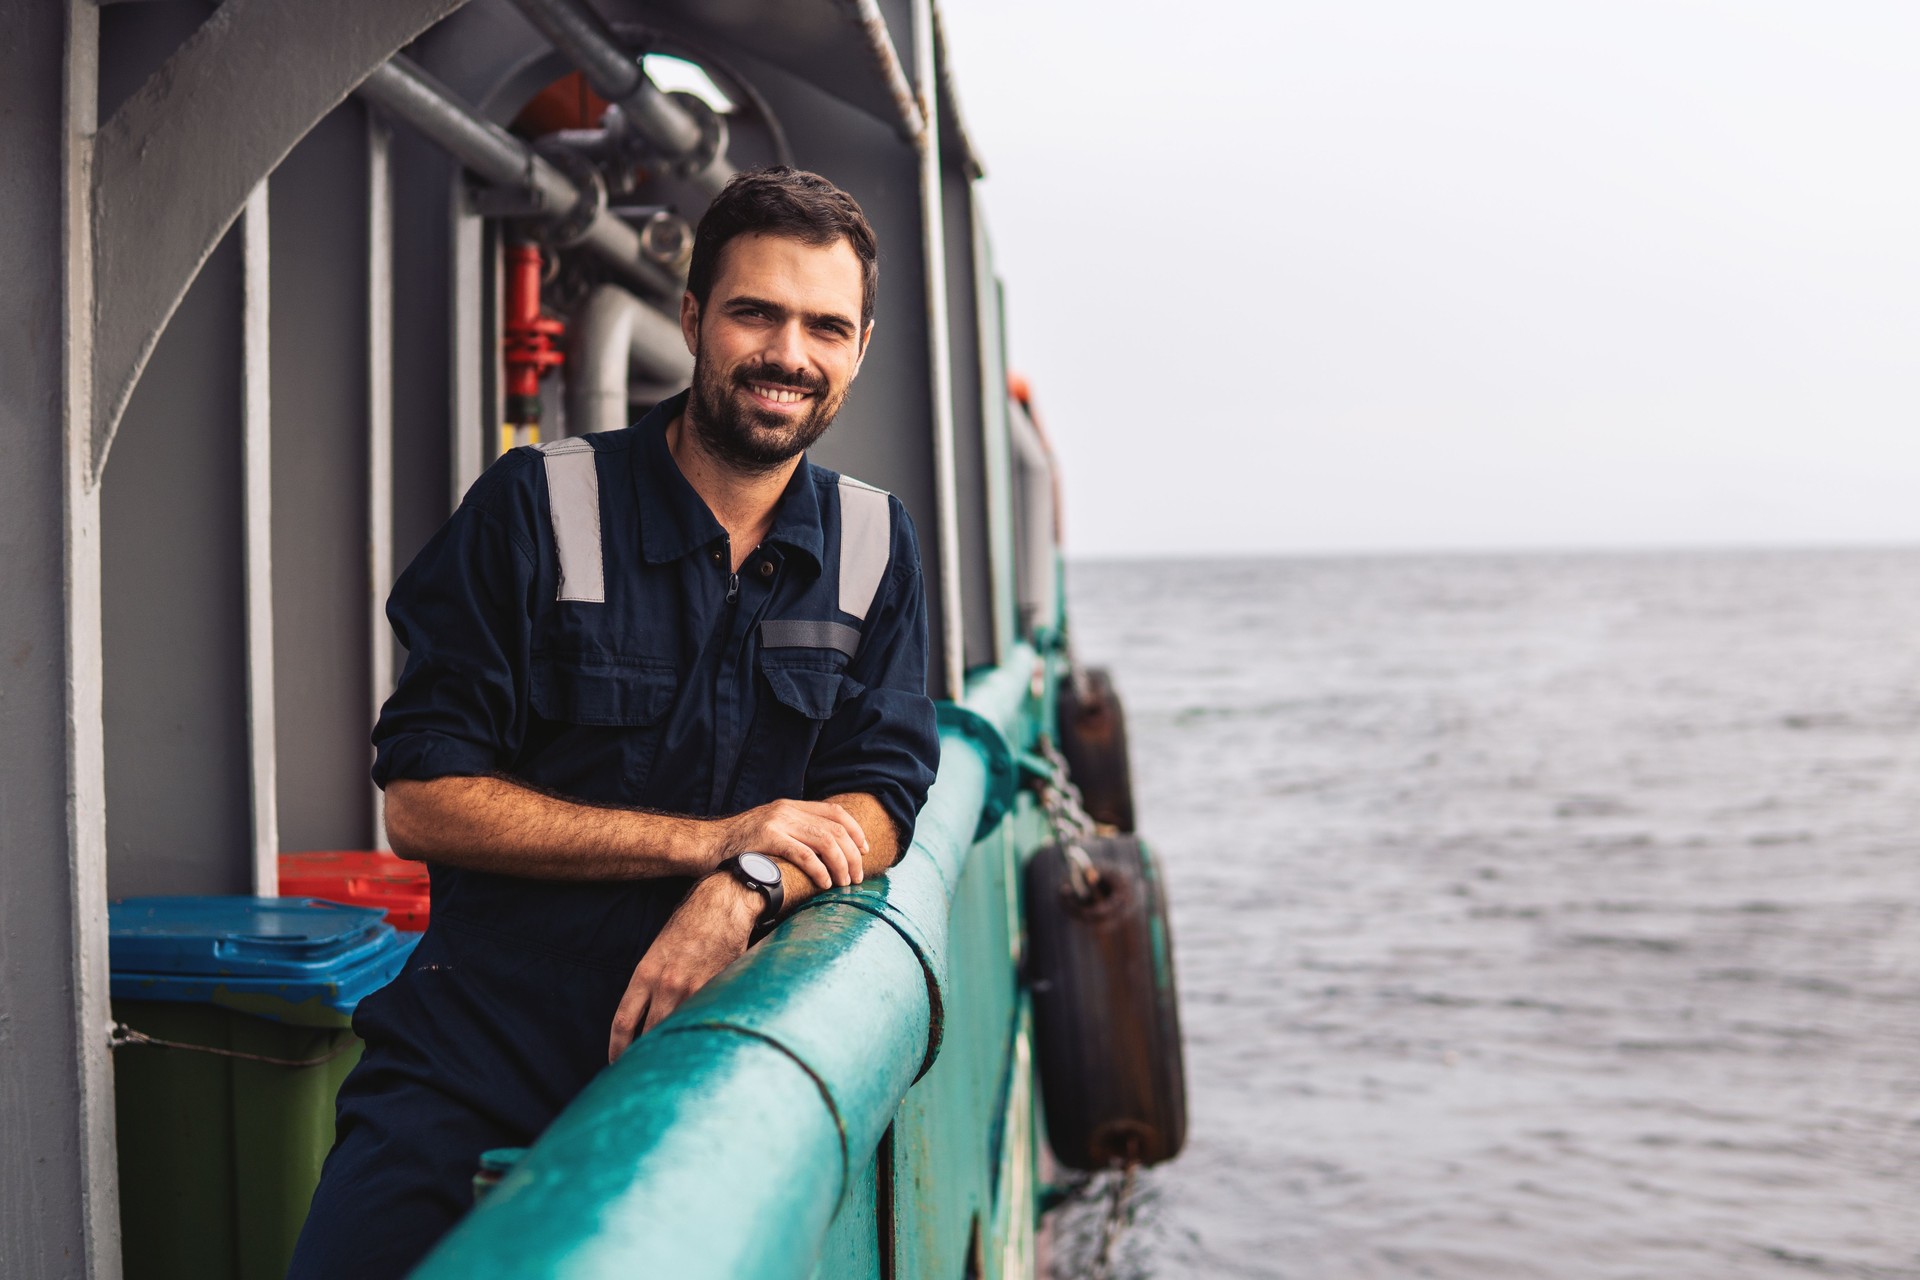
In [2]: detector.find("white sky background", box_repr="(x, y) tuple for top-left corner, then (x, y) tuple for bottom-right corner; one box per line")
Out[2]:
(937, 1), (1920, 558)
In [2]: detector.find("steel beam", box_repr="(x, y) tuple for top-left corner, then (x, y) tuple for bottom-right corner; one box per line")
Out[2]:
(241, 183), (280, 894)
(911, 0), (966, 701)
(841, 0), (926, 144)
(973, 195), (1018, 665)
(0, 4), (120, 1277)
(368, 116), (396, 849)
(451, 197), (489, 504)
(89, 0), (468, 485)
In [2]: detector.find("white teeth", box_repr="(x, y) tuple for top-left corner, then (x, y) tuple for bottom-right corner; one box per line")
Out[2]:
(752, 384), (807, 405)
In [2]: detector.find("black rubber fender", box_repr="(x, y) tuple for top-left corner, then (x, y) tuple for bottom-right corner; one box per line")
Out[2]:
(1025, 834), (1187, 1170)
(1057, 666), (1136, 832)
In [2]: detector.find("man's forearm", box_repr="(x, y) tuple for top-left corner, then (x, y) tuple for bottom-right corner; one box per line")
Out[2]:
(385, 775), (708, 880)
(385, 775), (879, 889)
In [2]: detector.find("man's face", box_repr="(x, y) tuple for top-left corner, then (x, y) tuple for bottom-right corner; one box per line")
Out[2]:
(680, 232), (872, 472)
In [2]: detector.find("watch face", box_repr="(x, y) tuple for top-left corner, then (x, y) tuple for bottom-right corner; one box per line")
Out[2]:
(738, 852), (782, 887)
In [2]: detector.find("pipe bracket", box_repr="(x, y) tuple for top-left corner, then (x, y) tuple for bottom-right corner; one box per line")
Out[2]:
(532, 144), (609, 249)
(936, 701), (1018, 840)
(467, 182), (552, 219)
(659, 91), (729, 179)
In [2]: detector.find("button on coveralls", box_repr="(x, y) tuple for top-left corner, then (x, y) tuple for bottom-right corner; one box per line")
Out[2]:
(289, 391), (941, 1278)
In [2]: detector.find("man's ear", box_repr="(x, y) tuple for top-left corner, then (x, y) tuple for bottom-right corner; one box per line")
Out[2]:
(852, 320), (875, 378)
(679, 291), (700, 356)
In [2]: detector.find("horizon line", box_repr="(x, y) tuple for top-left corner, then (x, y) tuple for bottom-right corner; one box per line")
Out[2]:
(1064, 537), (1920, 564)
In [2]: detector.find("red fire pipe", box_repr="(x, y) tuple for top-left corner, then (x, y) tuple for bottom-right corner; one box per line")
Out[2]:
(503, 242), (565, 449)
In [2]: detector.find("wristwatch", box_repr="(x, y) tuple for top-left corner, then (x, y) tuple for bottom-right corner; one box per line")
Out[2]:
(723, 852), (785, 943)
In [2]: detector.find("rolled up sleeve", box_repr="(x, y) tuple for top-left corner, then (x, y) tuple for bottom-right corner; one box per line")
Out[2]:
(372, 458), (540, 789)
(804, 499), (941, 844)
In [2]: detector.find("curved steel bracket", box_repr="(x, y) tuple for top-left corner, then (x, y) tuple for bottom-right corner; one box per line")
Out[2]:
(89, 0), (470, 485)
(936, 699), (1018, 839)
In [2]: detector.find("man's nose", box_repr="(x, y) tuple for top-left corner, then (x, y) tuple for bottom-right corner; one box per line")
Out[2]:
(760, 319), (810, 374)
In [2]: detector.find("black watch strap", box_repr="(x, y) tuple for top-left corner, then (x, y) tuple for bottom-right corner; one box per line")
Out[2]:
(723, 854), (785, 943)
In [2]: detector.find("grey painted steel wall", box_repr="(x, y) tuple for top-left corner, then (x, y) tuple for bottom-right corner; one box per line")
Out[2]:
(389, 124), (458, 551)
(939, 152), (996, 674)
(99, 89), (391, 883)
(99, 0), (252, 899)
(270, 109), (380, 853)
(101, 231), (254, 896)
(98, 13), (439, 872)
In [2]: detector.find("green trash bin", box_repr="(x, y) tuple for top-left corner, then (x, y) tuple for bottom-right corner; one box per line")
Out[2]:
(108, 897), (418, 1280)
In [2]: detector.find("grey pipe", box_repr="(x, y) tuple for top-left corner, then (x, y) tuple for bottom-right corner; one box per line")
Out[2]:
(357, 57), (678, 300)
(508, 0), (736, 195)
(569, 285), (694, 435)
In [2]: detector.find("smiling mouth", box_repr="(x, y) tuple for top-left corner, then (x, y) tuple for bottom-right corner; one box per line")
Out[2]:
(744, 381), (814, 407)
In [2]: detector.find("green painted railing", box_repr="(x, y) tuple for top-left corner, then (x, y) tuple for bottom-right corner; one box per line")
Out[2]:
(410, 648), (1042, 1279)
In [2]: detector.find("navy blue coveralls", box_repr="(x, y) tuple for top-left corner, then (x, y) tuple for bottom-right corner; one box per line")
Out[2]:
(289, 391), (941, 1278)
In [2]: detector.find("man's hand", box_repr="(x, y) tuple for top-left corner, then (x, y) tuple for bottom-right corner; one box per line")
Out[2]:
(607, 874), (761, 1061)
(704, 798), (869, 890)
(606, 793), (902, 1060)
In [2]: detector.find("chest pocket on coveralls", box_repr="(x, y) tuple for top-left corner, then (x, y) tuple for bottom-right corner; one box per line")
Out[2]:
(529, 655), (678, 796)
(742, 649), (864, 802)
(760, 653), (861, 720)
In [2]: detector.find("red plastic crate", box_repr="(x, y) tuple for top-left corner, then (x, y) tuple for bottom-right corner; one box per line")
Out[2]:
(278, 850), (431, 932)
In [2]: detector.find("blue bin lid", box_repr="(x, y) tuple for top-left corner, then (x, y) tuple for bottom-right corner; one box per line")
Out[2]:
(110, 896), (390, 977)
(109, 897), (419, 1022)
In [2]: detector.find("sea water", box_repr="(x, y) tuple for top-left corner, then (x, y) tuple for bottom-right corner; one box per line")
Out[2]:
(1048, 549), (1920, 1279)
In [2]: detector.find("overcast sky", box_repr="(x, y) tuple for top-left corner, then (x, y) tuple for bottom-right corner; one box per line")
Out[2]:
(938, 1), (1920, 558)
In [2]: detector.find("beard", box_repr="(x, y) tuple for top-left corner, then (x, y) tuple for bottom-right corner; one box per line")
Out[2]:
(685, 347), (850, 473)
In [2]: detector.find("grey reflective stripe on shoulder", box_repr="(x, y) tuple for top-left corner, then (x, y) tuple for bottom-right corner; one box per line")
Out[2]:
(759, 619), (861, 657)
(837, 475), (891, 623)
(536, 438), (605, 603)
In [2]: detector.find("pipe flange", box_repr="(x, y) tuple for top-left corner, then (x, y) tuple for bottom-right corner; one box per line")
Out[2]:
(533, 144), (609, 249)
(663, 91), (729, 179)
(637, 210), (695, 273)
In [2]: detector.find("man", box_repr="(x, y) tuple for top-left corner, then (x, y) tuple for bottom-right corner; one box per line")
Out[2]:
(289, 167), (940, 1278)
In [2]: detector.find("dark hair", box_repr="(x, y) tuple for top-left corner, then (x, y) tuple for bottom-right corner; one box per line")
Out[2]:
(686, 166), (879, 328)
